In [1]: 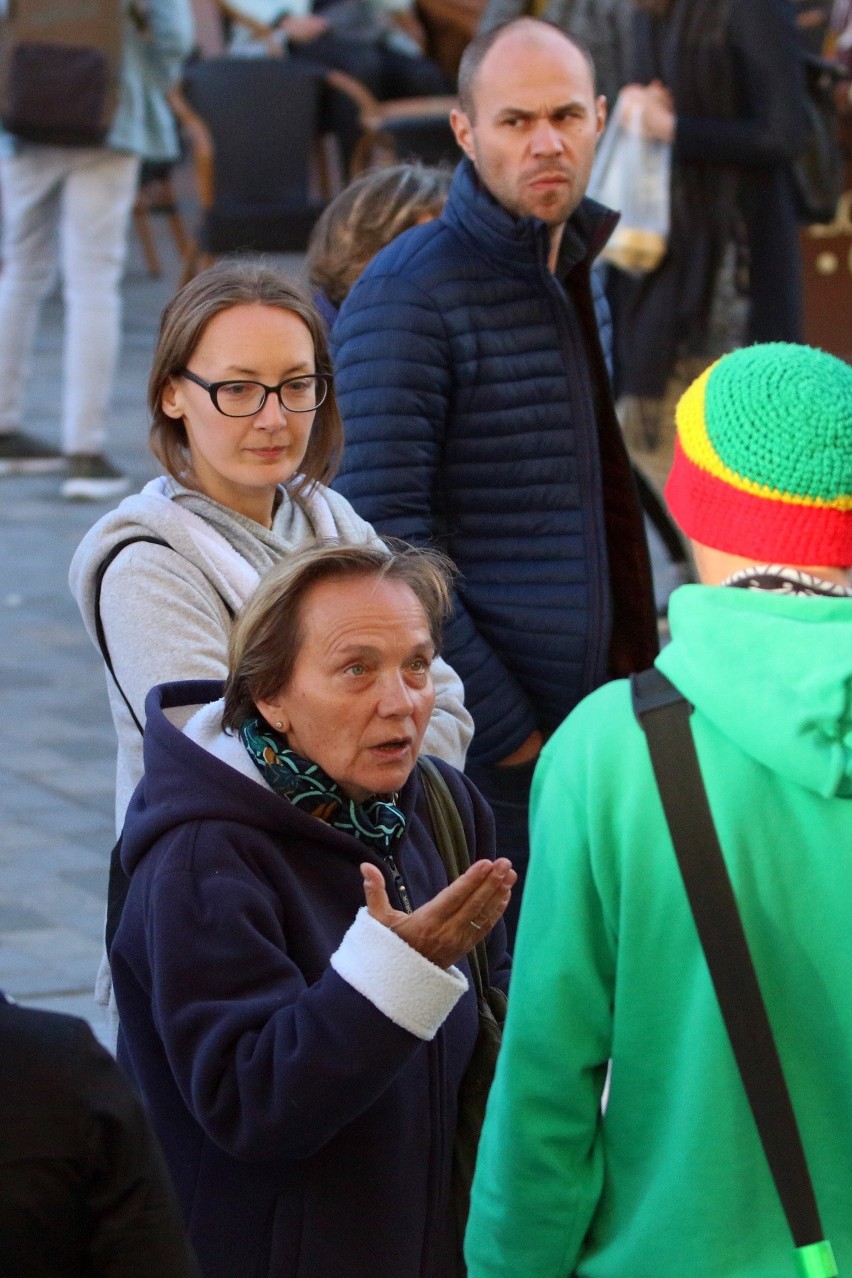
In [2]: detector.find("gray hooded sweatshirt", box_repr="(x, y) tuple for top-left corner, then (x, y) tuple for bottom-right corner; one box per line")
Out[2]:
(70, 476), (473, 834)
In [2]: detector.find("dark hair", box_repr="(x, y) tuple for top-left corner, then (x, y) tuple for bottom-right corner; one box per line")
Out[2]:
(457, 17), (597, 119)
(222, 542), (455, 732)
(306, 163), (452, 309)
(148, 259), (343, 495)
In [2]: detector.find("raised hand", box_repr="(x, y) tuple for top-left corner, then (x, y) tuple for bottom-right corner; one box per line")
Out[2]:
(361, 857), (516, 970)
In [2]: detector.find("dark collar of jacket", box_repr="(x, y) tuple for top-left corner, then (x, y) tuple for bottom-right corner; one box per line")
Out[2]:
(442, 156), (619, 279)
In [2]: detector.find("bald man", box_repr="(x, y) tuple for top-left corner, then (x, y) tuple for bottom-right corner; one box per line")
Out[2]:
(332, 19), (657, 941)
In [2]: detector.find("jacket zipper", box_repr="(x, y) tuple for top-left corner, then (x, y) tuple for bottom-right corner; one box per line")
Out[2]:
(543, 255), (610, 693)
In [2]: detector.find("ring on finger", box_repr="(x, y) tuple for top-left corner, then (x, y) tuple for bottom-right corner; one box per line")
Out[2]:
(470, 919), (483, 931)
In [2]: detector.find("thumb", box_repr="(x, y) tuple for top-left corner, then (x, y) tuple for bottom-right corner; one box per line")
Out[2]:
(361, 862), (391, 919)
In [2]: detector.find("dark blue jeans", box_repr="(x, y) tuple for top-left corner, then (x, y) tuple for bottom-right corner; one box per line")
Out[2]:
(464, 756), (537, 951)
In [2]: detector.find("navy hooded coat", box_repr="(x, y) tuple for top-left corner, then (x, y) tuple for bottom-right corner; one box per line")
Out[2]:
(111, 680), (510, 1278)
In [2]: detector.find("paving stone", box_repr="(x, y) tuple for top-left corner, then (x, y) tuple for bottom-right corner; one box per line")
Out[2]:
(0, 902), (52, 931)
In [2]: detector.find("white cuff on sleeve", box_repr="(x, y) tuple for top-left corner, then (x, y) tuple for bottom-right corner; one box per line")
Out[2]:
(331, 907), (468, 1040)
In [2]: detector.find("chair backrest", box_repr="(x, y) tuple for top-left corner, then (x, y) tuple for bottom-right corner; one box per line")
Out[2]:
(182, 57), (327, 252)
(381, 115), (458, 167)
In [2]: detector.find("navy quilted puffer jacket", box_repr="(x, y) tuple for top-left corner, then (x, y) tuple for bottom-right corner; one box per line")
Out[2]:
(332, 160), (657, 764)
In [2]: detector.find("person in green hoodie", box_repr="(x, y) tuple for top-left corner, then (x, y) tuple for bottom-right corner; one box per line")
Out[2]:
(464, 341), (852, 1278)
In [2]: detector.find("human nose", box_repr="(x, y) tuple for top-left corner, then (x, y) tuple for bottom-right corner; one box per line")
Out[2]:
(530, 118), (564, 156)
(253, 387), (288, 429)
(376, 670), (415, 717)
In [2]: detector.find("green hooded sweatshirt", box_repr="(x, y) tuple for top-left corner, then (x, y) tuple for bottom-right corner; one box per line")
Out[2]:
(465, 583), (852, 1278)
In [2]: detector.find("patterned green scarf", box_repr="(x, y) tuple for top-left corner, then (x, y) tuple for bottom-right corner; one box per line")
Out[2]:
(239, 715), (407, 851)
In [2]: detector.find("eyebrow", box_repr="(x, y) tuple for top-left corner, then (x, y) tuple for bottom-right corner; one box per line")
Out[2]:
(495, 101), (587, 119)
(219, 360), (314, 378)
(333, 640), (436, 660)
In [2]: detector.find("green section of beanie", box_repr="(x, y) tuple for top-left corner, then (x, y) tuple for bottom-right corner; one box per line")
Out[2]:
(704, 343), (852, 502)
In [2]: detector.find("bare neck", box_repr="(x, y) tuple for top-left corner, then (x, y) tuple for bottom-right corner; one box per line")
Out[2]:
(690, 542), (852, 589)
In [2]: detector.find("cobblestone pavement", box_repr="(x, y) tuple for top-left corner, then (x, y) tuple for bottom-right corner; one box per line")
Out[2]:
(0, 215), (303, 1047)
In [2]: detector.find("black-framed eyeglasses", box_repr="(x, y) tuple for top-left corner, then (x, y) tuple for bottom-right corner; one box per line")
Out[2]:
(178, 368), (330, 416)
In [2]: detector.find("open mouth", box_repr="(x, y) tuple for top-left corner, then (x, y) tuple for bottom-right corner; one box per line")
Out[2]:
(371, 738), (412, 754)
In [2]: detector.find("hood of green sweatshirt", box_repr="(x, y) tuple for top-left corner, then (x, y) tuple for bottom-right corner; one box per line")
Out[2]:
(657, 585), (852, 799)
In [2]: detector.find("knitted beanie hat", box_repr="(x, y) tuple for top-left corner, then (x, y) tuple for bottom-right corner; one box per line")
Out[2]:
(665, 343), (852, 566)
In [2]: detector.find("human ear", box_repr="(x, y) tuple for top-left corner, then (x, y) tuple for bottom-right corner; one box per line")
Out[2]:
(595, 95), (607, 137)
(450, 107), (476, 162)
(254, 696), (291, 734)
(161, 375), (187, 422)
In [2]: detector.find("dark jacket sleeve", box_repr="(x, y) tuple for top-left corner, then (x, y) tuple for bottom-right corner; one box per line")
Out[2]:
(140, 823), (432, 1163)
(673, 0), (807, 168)
(332, 269), (539, 763)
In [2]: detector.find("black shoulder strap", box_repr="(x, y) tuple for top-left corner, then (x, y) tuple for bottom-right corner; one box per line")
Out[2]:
(417, 755), (490, 1002)
(94, 534), (237, 736)
(95, 537), (170, 957)
(631, 667), (835, 1272)
(94, 536), (170, 736)
(95, 535), (239, 958)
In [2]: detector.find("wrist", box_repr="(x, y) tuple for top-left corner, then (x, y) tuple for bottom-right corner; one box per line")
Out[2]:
(496, 729), (543, 767)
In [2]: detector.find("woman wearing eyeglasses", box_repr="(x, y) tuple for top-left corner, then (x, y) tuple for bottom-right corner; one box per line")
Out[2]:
(69, 261), (472, 1003)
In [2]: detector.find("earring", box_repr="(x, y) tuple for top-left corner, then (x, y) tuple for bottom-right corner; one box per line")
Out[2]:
(275, 720), (283, 730)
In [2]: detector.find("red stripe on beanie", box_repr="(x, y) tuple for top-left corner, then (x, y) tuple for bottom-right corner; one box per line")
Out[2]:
(665, 440), (852, 567)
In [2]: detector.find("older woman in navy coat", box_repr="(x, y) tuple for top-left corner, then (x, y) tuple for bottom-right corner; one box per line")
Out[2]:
(111, 543), (513, 1278)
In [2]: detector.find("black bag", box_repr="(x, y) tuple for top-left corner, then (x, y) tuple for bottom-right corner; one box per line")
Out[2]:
(418, 756), (507, 1247)
(0, 0), (124, 146)
(792, 52), (849, 226)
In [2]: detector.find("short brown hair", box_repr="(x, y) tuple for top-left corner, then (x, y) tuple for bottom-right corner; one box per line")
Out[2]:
(148, 259), (343, 495)
(306, 164), (452, 310)
(457, 18), (596, 119)
(222, 542), (455, 732)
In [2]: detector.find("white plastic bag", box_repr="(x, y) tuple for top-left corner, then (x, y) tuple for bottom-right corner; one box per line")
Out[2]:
(588, 95), (671, 275)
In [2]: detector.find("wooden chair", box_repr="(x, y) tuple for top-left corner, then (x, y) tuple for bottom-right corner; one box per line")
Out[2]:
(131, 85), (215, 285)
(326, 70), (458, 174)
(132, 166), (197, 280)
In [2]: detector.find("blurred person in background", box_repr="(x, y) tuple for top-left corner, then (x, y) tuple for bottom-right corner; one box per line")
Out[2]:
(609, 0), (807, 481)
(306, 161), (451, 327)
(831, 0), (852, 71)
(0, 0), (194, 499)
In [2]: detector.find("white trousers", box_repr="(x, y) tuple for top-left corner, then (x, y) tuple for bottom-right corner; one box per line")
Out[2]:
(0, 145), (140, 455)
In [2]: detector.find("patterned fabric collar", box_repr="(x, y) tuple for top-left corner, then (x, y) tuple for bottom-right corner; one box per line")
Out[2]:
(722, 565), (852, 598)
(239, 716), (407, 851)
